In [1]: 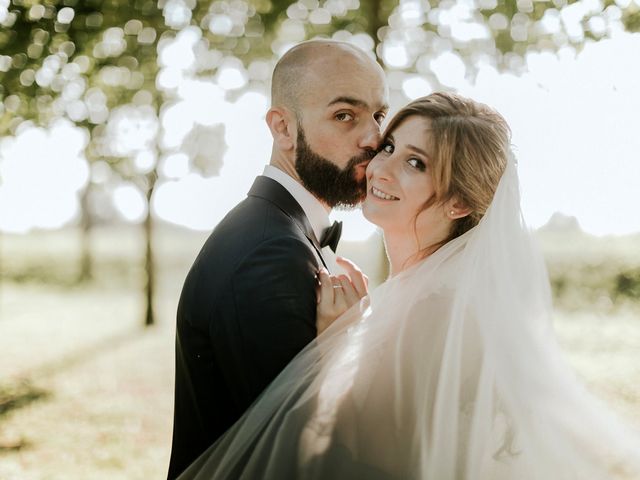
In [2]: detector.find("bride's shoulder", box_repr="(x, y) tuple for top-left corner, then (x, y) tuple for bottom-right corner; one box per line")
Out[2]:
(414, 243), (467, 288)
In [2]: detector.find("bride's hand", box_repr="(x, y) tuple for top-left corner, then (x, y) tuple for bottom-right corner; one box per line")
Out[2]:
(316, 257), (369, 335)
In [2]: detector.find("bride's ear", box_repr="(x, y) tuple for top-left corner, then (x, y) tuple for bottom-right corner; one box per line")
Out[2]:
(445, 198), (472, 220)
(266, 107), (295, 151)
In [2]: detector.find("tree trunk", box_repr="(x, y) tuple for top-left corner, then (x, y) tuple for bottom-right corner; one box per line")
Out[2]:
(78, 186), (93, 283)
(364, 0), (387, 58)
(0, 229), (2, 319)
(143, 171), (156, 327)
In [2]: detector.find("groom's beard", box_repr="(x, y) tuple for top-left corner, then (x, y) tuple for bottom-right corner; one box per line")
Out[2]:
(295, 127), (374, 209)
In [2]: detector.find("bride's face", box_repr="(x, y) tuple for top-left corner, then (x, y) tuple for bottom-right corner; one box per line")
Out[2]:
(362, 116), (449, 239)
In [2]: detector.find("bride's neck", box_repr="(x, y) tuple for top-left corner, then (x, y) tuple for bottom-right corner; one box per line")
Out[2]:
(384, 232), (424, 277)
(383, 226), (448, 277)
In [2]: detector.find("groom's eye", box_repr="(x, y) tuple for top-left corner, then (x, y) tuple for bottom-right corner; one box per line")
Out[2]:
(335, 112), (354, 122)
(374, 112), (386, 125)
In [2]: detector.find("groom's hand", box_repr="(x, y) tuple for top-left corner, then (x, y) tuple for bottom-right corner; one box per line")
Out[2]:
(315, 259), (368, 335)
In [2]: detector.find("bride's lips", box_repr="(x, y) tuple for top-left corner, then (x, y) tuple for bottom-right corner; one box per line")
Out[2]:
(369, 185), (400, 201)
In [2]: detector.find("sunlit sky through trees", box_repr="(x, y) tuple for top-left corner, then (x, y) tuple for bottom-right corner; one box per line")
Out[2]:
(1, 0), (639, 238)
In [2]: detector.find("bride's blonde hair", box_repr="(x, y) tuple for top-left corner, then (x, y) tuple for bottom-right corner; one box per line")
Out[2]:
(384, 92), (511, 251)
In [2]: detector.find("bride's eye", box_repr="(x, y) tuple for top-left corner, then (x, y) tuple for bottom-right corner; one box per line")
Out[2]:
(407, 157), (426, 171)
(380, 142), (394, 154)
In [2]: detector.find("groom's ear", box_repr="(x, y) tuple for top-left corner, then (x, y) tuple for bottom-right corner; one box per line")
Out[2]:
(266, 107), (295, 151)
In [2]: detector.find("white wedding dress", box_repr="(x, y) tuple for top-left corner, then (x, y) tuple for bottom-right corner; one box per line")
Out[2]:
(178, 158), (640, 479)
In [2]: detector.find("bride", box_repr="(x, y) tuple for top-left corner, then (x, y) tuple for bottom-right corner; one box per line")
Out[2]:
(179, 92), (640, 479)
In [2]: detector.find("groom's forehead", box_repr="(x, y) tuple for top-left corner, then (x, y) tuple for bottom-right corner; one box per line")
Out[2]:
(301, 83), (388, 112)
(299, 68), (388, 109)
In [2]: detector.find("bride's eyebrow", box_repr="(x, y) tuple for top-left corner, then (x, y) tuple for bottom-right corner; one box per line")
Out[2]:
(407, 144), (430, 159)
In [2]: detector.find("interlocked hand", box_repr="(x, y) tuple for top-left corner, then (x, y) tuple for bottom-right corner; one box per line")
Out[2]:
(316, 257), (369, 335)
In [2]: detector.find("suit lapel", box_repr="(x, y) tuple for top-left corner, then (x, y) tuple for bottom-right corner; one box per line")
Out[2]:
(248, 176), (329, 270)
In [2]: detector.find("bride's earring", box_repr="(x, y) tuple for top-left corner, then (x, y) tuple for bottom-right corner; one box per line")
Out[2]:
(449, 210), (456, 217)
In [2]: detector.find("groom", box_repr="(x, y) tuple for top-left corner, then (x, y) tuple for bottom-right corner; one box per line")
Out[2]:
(167, 40), (388, 478)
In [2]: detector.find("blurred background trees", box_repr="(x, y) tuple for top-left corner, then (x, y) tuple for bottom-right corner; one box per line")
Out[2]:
(1, 4), (639, 475)
(1, 0), (639, 326)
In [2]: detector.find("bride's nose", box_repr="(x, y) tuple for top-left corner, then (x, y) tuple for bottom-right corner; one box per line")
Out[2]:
(367, 155), (394, 183)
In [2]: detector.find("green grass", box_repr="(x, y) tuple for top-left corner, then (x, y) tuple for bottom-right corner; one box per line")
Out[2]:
(0, 225), (639, 478)
(537, 230), (640, 310)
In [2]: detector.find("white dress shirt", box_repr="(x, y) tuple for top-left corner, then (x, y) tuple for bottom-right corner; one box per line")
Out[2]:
(262, 165), (340, 273)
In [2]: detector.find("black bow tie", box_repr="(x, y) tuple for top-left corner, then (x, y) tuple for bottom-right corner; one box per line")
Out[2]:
(320, 221), (342, 253)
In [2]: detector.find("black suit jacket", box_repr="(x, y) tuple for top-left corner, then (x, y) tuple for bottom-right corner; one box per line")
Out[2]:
(167, 176), (328, 479)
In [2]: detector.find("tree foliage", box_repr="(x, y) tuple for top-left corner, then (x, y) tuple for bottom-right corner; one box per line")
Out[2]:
(2, 0), (638, 135)
(1, 0), (164, 136)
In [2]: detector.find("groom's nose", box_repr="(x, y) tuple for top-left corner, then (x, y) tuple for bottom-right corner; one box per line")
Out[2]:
(358, 121), (382, 151)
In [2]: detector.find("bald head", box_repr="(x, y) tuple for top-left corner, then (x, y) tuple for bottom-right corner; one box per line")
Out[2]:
(271, 40), (384, 114)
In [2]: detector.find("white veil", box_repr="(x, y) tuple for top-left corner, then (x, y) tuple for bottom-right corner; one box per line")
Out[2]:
(179, 157), (640, 480)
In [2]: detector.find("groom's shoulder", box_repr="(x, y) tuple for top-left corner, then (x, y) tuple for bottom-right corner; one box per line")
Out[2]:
(194, 193), (314, 268)
(218, 192), (303, 237)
